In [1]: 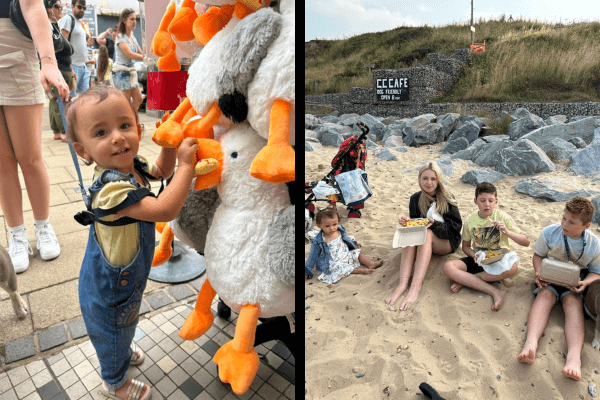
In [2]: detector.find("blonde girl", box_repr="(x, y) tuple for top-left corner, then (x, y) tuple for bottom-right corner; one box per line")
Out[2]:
(384, 161), (463, 310)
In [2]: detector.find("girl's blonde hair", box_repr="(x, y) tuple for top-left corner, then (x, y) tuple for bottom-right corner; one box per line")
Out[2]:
(97, 45), (109, 82)
(417, 161), (457, 217)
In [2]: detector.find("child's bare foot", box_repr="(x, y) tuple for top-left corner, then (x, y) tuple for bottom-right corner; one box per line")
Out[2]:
(352, 268), (374, 275)
(517, 341), (537, 364)
(562, 356), (582, 380)
(384, 278), (409, 305)
(368, 259), (384, 270)
(491, 289), (506, 311)
(450, 282), (463, 293)
(399, 286), (421, 311)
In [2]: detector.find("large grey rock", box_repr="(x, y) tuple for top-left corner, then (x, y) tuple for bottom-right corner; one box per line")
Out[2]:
(321, 133), (343, 147)
(515, 178), (593, 202)
(305, 114), (321, 129)
(507, 114), (546, 140)
(436, 113), (461, 141)
(451, 140), (488, 161)
(339, 113), (360, 121)
(471, 140), (515, 166)
(339, 116), (362, 127)
(592, 196), (600, 224)
(496, 139), (555, 176)
(459, 115), (484, 129)
(447, 120), (481, 143)
(383, 135), (404, 148)
(437, 156), (453, 166)
(441, 137), (470, 154)
(313, 123), (349, 141)
(404, 117), (443, 147)
(569, 128), (600, 176)
(520, 117), (598, 151)
(320, 115), (340, 124)
(511, 107), (532, 121)
(381, 124), (405, 144)
(545, 138), (578, 160)
(545, 115), (568, 125)
(481, 135), (510, 143)
(305, 141), (323, 151)
(305, 129), (318, 139)
(460, 169), (506, 186)
(373, 147), (398, 161)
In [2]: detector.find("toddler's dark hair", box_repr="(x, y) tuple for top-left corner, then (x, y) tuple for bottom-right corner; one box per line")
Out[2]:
(65, 85), (139, 144)
(475, 182), (497, 199)
(565, 196), (595, 225)
(315, 208), (340, 224)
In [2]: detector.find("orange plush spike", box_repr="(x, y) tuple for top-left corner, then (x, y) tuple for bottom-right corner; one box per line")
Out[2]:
(234, 2), (255, 20)
(193, 138), (223, 191)
(157, 42), (181, 72)
(193, 4), (234, 46)
(179, 279), (217, 340)
(213, 304), (260, 394)
(250, 99), (295, 183)
(168, 0), (197, 42)
(152, 97), (192, 148)
(182, 118), (214, 140)
(151, 225), (174, 267)
(182, 107), (197, 124)
(156, 111), (171, 129)
(151, 1), (175, 57)
(155, 221), (168, 234)
(237, 0), (270, 11)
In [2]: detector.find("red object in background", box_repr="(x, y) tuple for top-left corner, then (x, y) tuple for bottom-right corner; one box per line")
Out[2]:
(147, 71), (189, 111)
(470, 40), (486, 53)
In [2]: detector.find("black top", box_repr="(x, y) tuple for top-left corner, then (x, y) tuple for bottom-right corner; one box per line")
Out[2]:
(408, 191), (463, 252)
(54, 23), (73, 72)
(0, 0), (10, 18)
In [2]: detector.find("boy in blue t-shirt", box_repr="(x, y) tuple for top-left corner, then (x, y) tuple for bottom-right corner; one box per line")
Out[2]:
(517, 197), (600, 381)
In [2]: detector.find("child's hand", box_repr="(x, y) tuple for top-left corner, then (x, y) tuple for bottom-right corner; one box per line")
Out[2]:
(426, 218), (434, 228)
(534, 270), (549, 288)
(356, 243), (362, 248)
(177, 137), (199, 167)
(567, 280), (586, 294)
(398, 216), (409, 225)
(493, 220), (508, 234)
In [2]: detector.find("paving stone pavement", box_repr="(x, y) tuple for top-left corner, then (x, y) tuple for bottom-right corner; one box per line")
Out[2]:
(0, 298), (295, 400)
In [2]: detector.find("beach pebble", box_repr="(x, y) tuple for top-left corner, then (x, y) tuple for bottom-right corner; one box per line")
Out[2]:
(388, 305), (396, 311)
(490, 385), (495, 390)
(356, 373), (365, 378)
(384, 339), (389, 342)
(496, 375), (501, 380)
(590, 384), (597, 398)
(403, 345), (409, 350)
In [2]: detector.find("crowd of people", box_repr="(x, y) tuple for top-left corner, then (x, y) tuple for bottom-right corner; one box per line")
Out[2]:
(305, 156), (600, 382)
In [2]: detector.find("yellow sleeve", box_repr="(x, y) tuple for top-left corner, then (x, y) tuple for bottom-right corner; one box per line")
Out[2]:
(93, 181), (137, 221)
(137, 155), (159, 178)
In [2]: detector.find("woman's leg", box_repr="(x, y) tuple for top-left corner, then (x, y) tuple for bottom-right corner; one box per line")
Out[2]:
(131, 86), (143, 111)
(0, 106), (24, 228)
(385, 245), (417, 305)
(121, 88), (132, 107)
(3, 104), (49, 221)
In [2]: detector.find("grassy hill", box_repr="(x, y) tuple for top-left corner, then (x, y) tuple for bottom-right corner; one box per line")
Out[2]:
(305, 17), (600, 103)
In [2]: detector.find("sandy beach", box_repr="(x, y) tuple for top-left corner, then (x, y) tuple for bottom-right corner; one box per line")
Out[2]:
(305, 143), (600, 399)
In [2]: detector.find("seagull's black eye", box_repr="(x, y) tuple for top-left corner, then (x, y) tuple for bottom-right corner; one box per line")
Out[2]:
(231, 152), (238, 159)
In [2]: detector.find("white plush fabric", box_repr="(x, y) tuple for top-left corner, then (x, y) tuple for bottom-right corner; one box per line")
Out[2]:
(204, 122), (294, 317)
(246, 0), (295, 145)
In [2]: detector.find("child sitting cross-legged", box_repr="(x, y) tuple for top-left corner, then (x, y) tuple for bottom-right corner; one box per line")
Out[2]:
(442, 182), (530, 311)
(517, 197), (600, 381)
(305, 207), (383, 284)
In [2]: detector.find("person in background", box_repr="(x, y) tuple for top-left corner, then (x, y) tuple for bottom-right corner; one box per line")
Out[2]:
(0, 0), (69, 273)
(96, 25), (117, 60)
(96, 45), (113, 86)
(46, 0), (74, 142)
(59, 0), (89, 97)
(113, 9), (144, 111)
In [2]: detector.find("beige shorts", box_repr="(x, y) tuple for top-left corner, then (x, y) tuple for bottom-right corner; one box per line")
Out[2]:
(0, 19), (46, 106)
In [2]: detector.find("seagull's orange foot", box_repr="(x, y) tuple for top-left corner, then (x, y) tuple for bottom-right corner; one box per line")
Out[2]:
(151, 30), (173, 57)
(213, 341), (259, 395)
(250, 144), (295, 183)
(152, 119), (184, 148)
(168, 7), (197, 41)
(179, 308), (214, 341)
(151, 244), (172, 267)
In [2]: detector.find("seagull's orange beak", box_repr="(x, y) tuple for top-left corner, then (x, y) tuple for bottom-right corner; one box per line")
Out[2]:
(194, 139), (223, 191)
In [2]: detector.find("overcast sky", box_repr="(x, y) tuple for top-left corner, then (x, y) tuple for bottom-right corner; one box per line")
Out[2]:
(305, 0), (600, 42)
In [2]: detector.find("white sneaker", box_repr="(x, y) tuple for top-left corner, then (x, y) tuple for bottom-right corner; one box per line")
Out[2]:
(34, 223), (61, 261)
(8, 231), (33, 273)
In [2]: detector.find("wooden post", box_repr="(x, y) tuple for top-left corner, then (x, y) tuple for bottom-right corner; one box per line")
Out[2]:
(471, 0), (474, 43)
(364, 64), (375, 86)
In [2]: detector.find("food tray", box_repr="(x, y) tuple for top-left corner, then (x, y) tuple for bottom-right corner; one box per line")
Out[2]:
(540, 258), (580, 287)
(392, 225), (427, 249)
(479, 248), (510, 265)
(401, 218), (429, 227)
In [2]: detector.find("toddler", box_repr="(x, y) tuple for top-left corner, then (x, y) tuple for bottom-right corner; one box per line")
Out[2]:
(305, 207), (383, 283)
(67, 86), (199, 400)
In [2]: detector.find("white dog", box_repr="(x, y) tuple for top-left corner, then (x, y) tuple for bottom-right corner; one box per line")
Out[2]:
(0, 245), (28, 319)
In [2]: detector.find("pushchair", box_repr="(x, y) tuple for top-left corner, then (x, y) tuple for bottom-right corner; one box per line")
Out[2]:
(305, 122), (371, 234)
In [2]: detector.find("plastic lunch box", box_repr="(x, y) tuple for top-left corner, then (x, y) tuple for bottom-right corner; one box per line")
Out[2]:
(540, 258), (580, 287)
(392, 219), (428, 249)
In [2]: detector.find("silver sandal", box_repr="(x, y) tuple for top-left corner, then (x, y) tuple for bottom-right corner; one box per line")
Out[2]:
(98, 379), (151, 400)
(130, 342), (145, 365)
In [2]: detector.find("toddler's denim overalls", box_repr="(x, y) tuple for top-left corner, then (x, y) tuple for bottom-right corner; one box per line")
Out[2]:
(77, 161), (157, 390)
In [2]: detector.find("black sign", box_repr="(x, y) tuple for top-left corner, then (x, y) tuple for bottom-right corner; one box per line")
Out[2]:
(375, 77), (409, 101)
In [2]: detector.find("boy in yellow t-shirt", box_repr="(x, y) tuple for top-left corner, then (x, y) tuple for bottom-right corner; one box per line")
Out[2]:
(442, 182), (530, 311)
